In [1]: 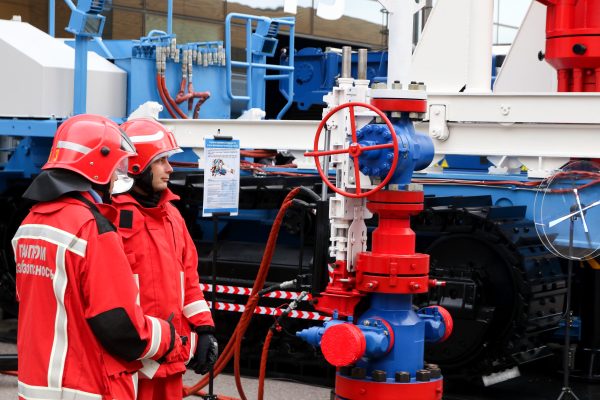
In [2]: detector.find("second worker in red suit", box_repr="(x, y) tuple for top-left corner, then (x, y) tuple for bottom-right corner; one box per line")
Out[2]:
(113, 118), (217, 399)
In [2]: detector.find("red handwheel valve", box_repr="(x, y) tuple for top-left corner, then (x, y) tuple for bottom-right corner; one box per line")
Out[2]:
(304, 102), (399, 198)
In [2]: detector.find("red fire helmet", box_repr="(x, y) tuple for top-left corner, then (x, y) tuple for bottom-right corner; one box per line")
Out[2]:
(119, 118), (182, 175)
(43, 114), (137, 184)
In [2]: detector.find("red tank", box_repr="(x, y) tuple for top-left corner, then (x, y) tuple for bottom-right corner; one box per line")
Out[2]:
(538, 0), (600, 91)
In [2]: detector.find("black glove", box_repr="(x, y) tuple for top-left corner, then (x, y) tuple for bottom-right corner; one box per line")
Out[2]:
(189, 325), (218, 374)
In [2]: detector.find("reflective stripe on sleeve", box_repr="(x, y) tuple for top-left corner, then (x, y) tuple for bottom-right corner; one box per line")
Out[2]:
(183, 300), (211, 319)
(138, 316), (161, 360)
(13, 224), (87, 257)
(18, 381), (102, 400)
(185, 331), (198, 365)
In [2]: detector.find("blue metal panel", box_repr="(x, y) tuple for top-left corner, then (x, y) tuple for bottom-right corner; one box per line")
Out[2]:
(65, 39), (135, 60)
(443, 155), (492, 171)
(3, 137), (53, 177)
(0, 119), (60, 138)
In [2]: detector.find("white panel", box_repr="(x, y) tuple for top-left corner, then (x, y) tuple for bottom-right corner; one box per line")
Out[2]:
(417, 92), (600, 161)
(493, 2), (557, 93)
(425, 92), (600, 124)
(0, 19), (126, 118)
(87, 53), (127, 117)
(410, 0), (472, 92)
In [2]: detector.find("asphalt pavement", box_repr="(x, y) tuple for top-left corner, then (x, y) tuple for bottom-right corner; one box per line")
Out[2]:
(0, 340), (331, 399)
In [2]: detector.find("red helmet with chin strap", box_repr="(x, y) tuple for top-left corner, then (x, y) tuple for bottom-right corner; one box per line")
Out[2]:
(43, 114), (137, 184)
(119, 118), (182, 175)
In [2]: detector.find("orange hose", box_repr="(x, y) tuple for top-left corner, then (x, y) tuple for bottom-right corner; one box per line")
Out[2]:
(183, 188), (302, 397)
(240, 150), (278, 158)
(192, 95), (210, 119)
(188, 82), (195, 111)
(233, 321), (248, 400)
(175, 78), (188, 109)
(161, 75), (188, 119)
(257, 329), (273, 400)
(157, 74), (177, 118)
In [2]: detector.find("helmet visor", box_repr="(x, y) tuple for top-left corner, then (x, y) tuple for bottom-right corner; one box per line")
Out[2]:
(120, 129), (137, 155)
(112, 157), (134, 194)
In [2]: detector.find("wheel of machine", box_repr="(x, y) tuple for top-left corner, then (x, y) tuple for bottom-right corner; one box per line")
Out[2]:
(412, 196), (568, 379)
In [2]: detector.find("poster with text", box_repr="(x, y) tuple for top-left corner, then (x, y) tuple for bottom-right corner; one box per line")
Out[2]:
(202, 138), (240, 217)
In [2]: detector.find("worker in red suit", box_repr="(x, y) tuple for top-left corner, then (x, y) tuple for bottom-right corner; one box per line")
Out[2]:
(13, 114), (184, 400)
(113, 118), (216, 400)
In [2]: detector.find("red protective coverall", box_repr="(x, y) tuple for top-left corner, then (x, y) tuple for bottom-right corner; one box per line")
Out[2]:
(112, 189), (214, 399)
(13, 194), (178, 400)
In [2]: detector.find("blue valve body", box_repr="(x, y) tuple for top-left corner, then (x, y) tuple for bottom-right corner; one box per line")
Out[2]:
(297, 294), (448, 382)
(353, 115), (434, 186)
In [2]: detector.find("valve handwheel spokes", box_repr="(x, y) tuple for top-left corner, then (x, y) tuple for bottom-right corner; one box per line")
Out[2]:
(305, 102), (399, 198)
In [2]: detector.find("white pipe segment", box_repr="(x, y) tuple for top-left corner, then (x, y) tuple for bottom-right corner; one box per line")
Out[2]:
(384, 0), (414, 88)
(465, 0), (494, 93)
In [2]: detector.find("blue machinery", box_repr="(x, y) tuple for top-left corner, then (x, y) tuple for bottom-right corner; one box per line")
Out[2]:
(0, 0), (296, 182)
(0, 0), (599, 392)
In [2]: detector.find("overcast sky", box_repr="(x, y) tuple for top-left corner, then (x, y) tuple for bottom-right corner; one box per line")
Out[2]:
(229, 0), (534, 44)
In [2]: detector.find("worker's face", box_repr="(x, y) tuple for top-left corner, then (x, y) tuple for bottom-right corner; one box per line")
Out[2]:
(151, 156), (173, 192)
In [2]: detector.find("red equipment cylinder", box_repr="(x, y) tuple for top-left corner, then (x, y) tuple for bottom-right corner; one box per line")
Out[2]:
(538, 0), (600, 91)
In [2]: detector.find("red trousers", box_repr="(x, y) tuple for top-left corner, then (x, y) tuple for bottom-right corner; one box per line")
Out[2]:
(137, 374), (184, 400)
(109, 372), (138, 400)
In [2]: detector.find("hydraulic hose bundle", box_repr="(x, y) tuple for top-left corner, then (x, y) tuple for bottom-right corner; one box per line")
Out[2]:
(155, 44), (210, 119)
(183, 187), (303, 398)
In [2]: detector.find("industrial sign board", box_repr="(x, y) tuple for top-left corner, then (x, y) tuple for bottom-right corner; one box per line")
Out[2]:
(202, 137), (240, 217)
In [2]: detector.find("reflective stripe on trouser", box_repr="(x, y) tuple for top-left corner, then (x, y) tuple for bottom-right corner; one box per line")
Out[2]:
(18, 381), (102, 400)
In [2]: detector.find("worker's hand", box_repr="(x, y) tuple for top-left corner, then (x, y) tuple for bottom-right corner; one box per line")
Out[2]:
(189, 326), (218, 374)
(157, 313), (184, 364)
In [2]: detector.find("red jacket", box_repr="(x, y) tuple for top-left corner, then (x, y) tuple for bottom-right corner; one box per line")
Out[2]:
(112, 190), (214, 378)
(13, 193), (178, 400)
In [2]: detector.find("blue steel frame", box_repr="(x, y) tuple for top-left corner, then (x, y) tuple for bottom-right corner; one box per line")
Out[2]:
(225, 13), (295, 119)
(62, 0), (107, 115)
